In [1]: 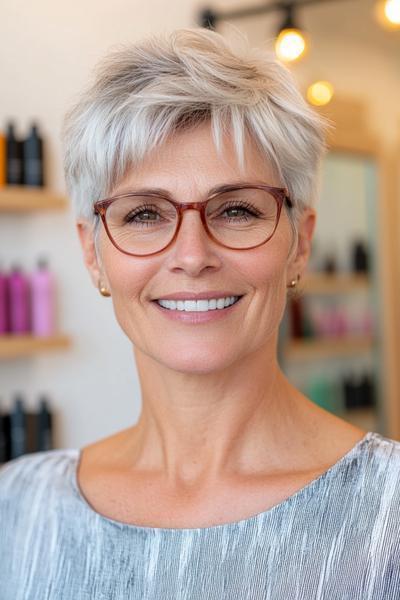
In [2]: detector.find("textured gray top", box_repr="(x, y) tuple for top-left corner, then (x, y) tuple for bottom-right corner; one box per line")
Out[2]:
(1, 430), (400, 599)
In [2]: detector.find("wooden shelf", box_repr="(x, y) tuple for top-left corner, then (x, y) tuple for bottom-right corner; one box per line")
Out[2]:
(0, 334), (71, 359)
(285, 335), (374, 361)
(302, 273), (370, 294)
(0, 186), (68, 212)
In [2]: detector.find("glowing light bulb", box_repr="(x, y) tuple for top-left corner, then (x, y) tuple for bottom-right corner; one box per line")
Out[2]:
(306, 81), (334, 107)
(384, 0), (400, 24)
(275, 29), (307, 63)
(375, 0), (400, 28)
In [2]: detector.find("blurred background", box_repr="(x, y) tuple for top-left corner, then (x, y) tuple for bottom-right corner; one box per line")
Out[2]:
(0, 0), (399, 460)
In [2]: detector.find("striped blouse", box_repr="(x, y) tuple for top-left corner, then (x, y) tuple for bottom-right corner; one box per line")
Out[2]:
(1, 430), (400, 599)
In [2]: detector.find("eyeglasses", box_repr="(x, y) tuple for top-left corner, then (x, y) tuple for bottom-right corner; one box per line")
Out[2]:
(93, 183), (293, 257)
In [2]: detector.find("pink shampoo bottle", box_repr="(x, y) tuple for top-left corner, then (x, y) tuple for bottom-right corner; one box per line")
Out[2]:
(9, 265), (30, 334)
(0, 266), (9, 334)
(31, 258), (55, 337)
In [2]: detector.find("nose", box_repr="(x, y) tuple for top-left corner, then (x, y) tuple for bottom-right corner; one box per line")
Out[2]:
(175, 208), (212, 250)
(167, 209), (220, 273)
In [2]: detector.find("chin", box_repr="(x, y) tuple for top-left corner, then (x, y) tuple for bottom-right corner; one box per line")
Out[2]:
(146, 343), (241, 375)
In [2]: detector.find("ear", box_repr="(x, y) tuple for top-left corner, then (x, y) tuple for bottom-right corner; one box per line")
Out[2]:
(288, 208), (316, 281)
(76, 219), (104, 290)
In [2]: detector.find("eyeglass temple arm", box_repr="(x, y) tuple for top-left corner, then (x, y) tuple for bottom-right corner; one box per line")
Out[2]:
(285, 194), (293, 209)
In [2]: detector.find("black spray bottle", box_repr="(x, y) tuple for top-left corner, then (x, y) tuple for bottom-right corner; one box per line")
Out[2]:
(23, 123), (44, 186)
(6, 122), (23, 185)
(10, 394), (27, 459)
(36, 396), (53, 451)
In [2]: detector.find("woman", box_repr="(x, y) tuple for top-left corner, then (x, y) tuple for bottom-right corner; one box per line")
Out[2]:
(1, 28), (400, 599)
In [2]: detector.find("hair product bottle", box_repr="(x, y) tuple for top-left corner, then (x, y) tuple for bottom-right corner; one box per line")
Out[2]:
(31, 258), (55, 337)
(5, 122), (23, 185)
(0, 266), (9, 334)
(9, 265), (31, 334)
(36, 396), (53, 451)
(352, 240), (369, 273)
(23, 123), (44, 187)
(289, 297), (304, 338)
(9, 395), (27, 459)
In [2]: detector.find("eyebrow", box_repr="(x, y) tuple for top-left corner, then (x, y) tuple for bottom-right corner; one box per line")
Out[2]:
(114, 180), (282, 199)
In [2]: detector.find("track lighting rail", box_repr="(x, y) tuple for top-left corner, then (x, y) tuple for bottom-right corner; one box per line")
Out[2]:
(200, 0), (350, 28)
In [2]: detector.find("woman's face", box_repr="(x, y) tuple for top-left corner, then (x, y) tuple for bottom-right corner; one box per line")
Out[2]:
(78, 123), (314, 374)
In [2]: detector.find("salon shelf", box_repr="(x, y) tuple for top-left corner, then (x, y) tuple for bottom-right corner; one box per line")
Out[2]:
(0, 334), (71, 359)
(0, 186), (68, 212)
(302, 273), (370, 294)
(285, 335), (374, 361)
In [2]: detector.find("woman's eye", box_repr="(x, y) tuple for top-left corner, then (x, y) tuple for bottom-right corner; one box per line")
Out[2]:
(220, 204), (259, 218)
(136, 211), (155, 220)
(225, 206), (251, 216)
(125, 210), (159, 223)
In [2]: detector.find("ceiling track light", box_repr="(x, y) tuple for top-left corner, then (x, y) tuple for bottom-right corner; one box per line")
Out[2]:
(275, 3), (308, 63)
(307, 80), (335, 106)
(199, 0), (396, 61)
(199, 0), (349, 33)
(278, 3), (298, 32)
(375, 0), (400, 29)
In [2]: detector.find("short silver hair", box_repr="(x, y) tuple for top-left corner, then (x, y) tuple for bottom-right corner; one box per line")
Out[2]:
(62, 27), (330, 233)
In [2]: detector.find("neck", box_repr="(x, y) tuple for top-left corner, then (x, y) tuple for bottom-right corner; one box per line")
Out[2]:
(123, 342), (316, 488)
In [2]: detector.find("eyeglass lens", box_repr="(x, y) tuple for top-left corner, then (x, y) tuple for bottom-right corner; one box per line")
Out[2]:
(104, 188), (280, 255)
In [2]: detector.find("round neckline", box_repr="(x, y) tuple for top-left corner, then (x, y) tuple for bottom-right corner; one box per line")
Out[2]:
(70, 430), (376, 533)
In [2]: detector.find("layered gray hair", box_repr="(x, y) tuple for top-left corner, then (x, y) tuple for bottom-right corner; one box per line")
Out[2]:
(62, 27), (330, 233)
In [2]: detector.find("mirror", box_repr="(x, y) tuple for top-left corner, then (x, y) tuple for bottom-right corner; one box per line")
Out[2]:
(280, 96), (399, 438)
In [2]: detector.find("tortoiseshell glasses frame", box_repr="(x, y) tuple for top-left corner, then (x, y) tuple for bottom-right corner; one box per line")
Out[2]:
(93, 183), (293, 257)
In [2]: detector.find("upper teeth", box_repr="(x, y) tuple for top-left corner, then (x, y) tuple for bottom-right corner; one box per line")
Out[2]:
(157, 296), (240, 311)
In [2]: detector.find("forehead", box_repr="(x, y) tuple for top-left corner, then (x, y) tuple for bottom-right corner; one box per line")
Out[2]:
(111, 123), (280, 197)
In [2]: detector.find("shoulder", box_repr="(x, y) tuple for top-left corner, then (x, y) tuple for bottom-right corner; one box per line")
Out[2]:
(362, 432), (400, 490)
(0, 449), (80, 564)
(0, 448), (79, 505)
(0, 450), (81, 594)
(320, 431), (400, 519)
(355, 430), (400, 480)
(357, 431), (400, 518)
(365, 431), (400, 466)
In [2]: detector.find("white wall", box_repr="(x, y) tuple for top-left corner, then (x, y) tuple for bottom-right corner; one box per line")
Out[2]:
(1, 0), (399, 448)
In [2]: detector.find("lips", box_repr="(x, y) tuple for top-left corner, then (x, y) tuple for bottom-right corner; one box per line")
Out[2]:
(157, 296), (241, 311)
(152, 291), (245, 301)
(151, 293), (244, 322)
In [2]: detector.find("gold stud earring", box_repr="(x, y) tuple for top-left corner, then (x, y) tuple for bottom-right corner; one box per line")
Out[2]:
(98, 280), (111, 297)
(287, 274), (300, 289)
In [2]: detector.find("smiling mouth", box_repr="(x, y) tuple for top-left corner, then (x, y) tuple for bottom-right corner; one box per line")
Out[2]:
(152, 295), (244, 312)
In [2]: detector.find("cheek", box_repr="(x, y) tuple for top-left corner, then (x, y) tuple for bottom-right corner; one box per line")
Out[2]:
(103, 248), (153, 309)
(243, 228), (290, 290)
(105, 261), (153, 345)
(100, 231), (150, 299)
(240, 233), (290, 328)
